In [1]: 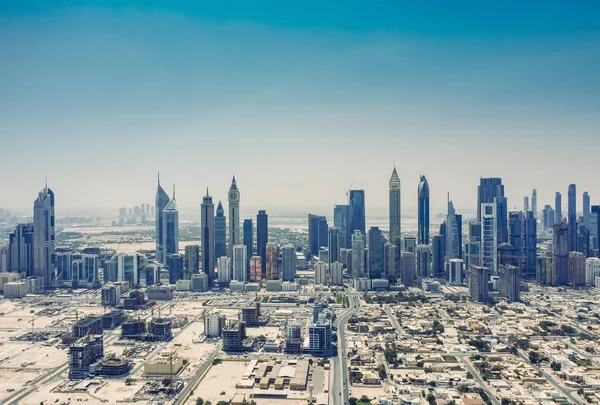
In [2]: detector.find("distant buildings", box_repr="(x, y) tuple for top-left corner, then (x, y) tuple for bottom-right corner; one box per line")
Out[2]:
(480, 203), (498, 275)
(215, 201), (227, 259)
(249, 256), (262, 282)
(9, 223), (34, 276)
(469, 266), (489, 303)
(333, 204), (349, 249)
(568, 184), (577, 252)
(351, 231), (365, 278)
(33, 184), (55, 285)
(155, 174), (171, 264)
(308, 214), (328, 256)
(201, 189), (215, 285)
(265, 243), (279, 280)
(228, 176), (240, 260)
(552, 221), (569, 286)
(477, 178), (504, 222)
(446, 198), (461, 260)
(498, 264), (520, 302)
(281, 246), (296, 282)
(348, 190), (366, 240)
(162, 185), (179, 263)
(418, 176), (430, 245)
(257, 210), (268, 278)
(167, 254), (183, 284)
(555, 192), (562, 222)
(315, 261), (328, 285)
(389, 166), (401, 246)
(400, 252), (416, 287)
(243, 219), (253, 268)
(367, 227), (384, 279)
(328, 227), (341, 265)
(184, 245), (199, 279)
(521, 211), (537, 280)
(232, 245), (247, 282)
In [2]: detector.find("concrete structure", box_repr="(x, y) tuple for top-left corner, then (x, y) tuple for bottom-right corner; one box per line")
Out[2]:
(354, 277), (371, 291)
(143, 351), (186, 376)
(217, 256), (231, 285)
(308, 323), (332, 355)
(201, 189), (215, 286)
(421, 278), (440, 292)
(191, 273), (209, 292)
(69, 335), (104, 379)
(330, 261), (343, 286)
(147, 285), (174, 300)
(204, 311), (226, 338)
(498, 264), (520, 302)
(351, 230), (365, 278)
(3, 281), (28, 298)
(568, 252), (586, 287)
(448, 258), (464, 285)
(469, 266), (489, 303)
(0, 272), (19, 293)
(585, 258), (600, 286)
(315, 261), (328, 285)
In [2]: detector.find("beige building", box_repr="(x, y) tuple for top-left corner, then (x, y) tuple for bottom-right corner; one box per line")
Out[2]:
(143, 351), (187, 376)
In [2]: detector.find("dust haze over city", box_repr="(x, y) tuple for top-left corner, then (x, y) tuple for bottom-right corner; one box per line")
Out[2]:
(1, 2), (600, 405)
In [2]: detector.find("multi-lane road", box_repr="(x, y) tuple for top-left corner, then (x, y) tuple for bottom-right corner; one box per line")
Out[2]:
(331, 292), (360, 405)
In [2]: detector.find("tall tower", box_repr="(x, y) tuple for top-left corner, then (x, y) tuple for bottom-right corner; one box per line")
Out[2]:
(155, 173), (171, 264)
(333, 205), (349, 249)
(389, 166), (401, 245)
(367, 227), (384, 279)
(243, 219), (253, 268)
(555, 192), (562, 222)
(568, 184), (577, 252)
(201, 189), (215, 286)
(257, 210), (269, 278)
(524, 196), (529, 213)
(162, 185), (179, 262)
(215, 201), (227, 259)
(228, 176), (240, 260)
(531, 188), (538, 219)
(477, 178), (504, 222)
(33, 182), (55, 285)
(583, 192), (591, 229)
(480, 203), (498, 275)
(521, 210), (537, 279)
(418, 175), (430, 245)
(446, 197), (460, 260)
(348, 190), (366, 238)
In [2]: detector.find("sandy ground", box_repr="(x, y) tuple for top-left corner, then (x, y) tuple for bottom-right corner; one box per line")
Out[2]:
(0, 369), (45, 403)
(185, 360), (249, 405)
(245, 326), (282, 340)
(1, 342), (66, 369)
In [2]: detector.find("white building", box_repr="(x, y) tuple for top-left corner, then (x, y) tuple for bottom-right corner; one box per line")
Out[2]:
(4, 281), (28, 298)
(448, 258), (464, 285)
(481, 203), (498, 275)
(315, 261), (328, 285)
(354, 277), (371, 291)
(330, 262), (343, 286)
(217, 256), (231, 284)
(204, 312), (225, 338)
(586, 258), (600, 286)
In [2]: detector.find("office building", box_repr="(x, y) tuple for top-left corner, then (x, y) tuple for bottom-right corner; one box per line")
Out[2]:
(569, 252), (586, 287)
(243, 219), (253, 267)
(215, 201), (227, 259)
(446, 197), (461, 260)
(400, 252), (416, 286)
(568, 184), (577, 252)
(281, 246), (297, 282)
(162, 185), (178, 261)
(348, 190), (366, 240)
(448, 258), (464, 285)
(217, 256), (231, 285)
(222, 318), (246, 352)
(315, 261), (328, 285)
(334, 204), (349, 249)
(536, 255), (552, 285)
(232, 245), (247, 282)
(498, 264), (520, 302)
(418, 175), (430, 245)
(416, 244), (431, 279)
(351, 231), (365, 278)
(477, 178), (504, 222)
(509, 211), (523, 257)
(68, 335), (104, 379)
(552, 221), (569, 286)
(308, 323), (332, 355)
(432, 235), (445, 278)
(389, 166), (401, 245)
(577, 218), (590, 256)
(285, 322), (303, 354)
(403, 237), (417, 253)
(257, 210), (268, 277)
(265, 243), (279, 280)
(583, 192), (591, 229)
(367, 227), (384, 279)
(33, 184), (55, 285)
(167, 254), (183, 284)
(481, 203), (498, 275)
(383, 242), (396, 282)
(116, 253), (143, 287)
(155, 174), (171, 264)
(330, 262), (343, 286)
(555, 192), (562, 222)
(249, 256), (262, 282)
(204, 311), (226, 338)
(184, 244), (199, 280)
(468, 266), (489, 303)
(521, 211), (537, 280)
(585, 257), (600, 286)
(9, 223), (34, 276)
(200, 190), (216, 285)
(524, 196), (529, 213)
(308, 214), (328, 256)
(228, 176), (241, 260)
(328, 227), (341, 265)
(542, 205), (555, 231)
(495, 196), (508, 245)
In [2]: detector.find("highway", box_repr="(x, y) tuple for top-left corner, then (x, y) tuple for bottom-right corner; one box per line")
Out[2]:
(331, 292), (360, 405)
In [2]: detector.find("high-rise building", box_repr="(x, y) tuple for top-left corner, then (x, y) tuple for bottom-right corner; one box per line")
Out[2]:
(351, 231), (365, 278)
(498, 264), (520, 302)
(257, 210), (268, 278)
(568, 184), (577, 252)
(228, 176), (240, 260)
(416, 244), (431, 279)
(432, 235), (445, 277)
(521, 211), (537, 280)
(468, 266), (489, 303)
(265, 243), (279, 280)
(281, 246), (296, 282)
(232, 245), (247, 282)
(367, 227), (384, 279)
(569, 252), (586, 287)
(403, 237), (417, 254)
(215, 201), (227, 260)
(308, 214), (329, 257)
(446, 197), (461, 260)
(586, 258), (600, 286)
(536, 255), (552, 285)
(348, 190), (366, 239)
(592, 205), (600, 254)
(167, 254), (183, 284)
(495, 196), (508, 245)
(542, 205), (555, 231)
(448, 258), (464, 285)
(201, 189), (215, 285)
(523, 196), (530, 213)
(328, 227), (341, 265)
(577, 218), (590, 257)
(243, 219), (253, 268)
(389, 166), (401, 245)
(418, 175), (430, 245)
(330, 262), (343, 286)
(33, 183), (55, 285)
(217, 256), (231, 285)
(477, 178), (504, 222)
(249, 256), (262, 282)
(184, 245), (200, 279)
(400, 252), (415, 286)
(480, 203), (498, 275)
(531, 188), (537, 219)
(315, 261), (328, 285)
(9, 223), (34, 276)
(334, 204), (349, 249)
(383, 242), (396, 281)
(583, 192), (591, 229)
(552, 221), (569, 286)
(555, 192), (562, 222)
(162, 185), (179, 262)
(509, 211), (523, 256)
(155, 173), (171, 264)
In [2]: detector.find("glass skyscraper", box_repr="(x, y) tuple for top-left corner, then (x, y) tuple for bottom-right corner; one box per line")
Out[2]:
(418, 175), (430, 245)
(155, 173), (171, 264)
(215, 201), (227, 260)
(568, 184), (577, 252)
(348, 190), (366, 240)
(33, 184), (55, 285)
(201, 189), (215, 285)
(257, 210), (269, 278)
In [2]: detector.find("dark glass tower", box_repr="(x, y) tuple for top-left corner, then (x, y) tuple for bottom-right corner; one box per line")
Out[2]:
(521, 211), (537, 279)
(33, 183), (55, 285)
(257, 210), (269, 278)
(333, 205), (349, 248)
(568, 184), (576, 252)
(215, 201), (227, 259)
(555, 192), (562, 222)
(477, 178), (504, 222)
(308, 214), (328, 256)
(418, 175), (430, 245)
(201, 189), (215, 285)
(367, 227), (384, 279)
(155, 173), (171, 264)
(243, 219), (253, 267)
(162, 185), (179, 262)
(348, 190), (366, 239)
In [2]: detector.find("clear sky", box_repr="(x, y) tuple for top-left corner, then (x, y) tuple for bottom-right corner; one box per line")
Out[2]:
(1, 1), (599, 217)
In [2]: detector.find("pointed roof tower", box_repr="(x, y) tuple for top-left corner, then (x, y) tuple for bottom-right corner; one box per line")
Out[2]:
(418, 175), (429, 199)
(230, 175), (238, 190)
(164, 184), (177, 211)
(389, 166), (400, 188)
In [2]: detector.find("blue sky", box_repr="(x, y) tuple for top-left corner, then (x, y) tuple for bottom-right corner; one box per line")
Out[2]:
(1, 1), (599, 217)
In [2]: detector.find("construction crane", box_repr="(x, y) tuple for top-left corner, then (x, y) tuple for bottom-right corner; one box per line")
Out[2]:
(168, 346), (180, 390)
(28, 318), (36, 334)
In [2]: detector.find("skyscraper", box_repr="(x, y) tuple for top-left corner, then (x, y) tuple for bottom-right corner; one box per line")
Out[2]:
(155, 173), (171, 264)
(228, 176), (240, 260)
(215, 201), (227, 260)
(524, 197), (529, 215)
(432, 235), (445, 278)
(384, 242), (396, 281)
(418, 175), (430, 245)
(521, 211), (537, 280)
(33, 183), (55, 285)
(495, 196), (508, 245)
(531, 188), (538, 219)
(249, 256), (262, 282)
(509, 211), (523, 256)
(351, 231), (364, 278)
(281, 246), (296, 282)
(348, 190), (366, 239)
(232, 245), (247, 282)
(577, 217), (589, 257)
(555, 192), (562, 222)
(477, 178), (504, 222)
(568, 184), (577, 252)
(389, 166), (401, 245)
(9, 223), (35, 276)
(327, 227), (341, 265)
(265, 243), (279, 280)
(583, 192), (591, 229)
(243, 219), (253, 268)
(184, 244), (200, 279)
(257, 210), (268, 278)
(446, 197), (460, 260)
(217, 256), (231, 285)
(480, 203), (498, 275)
(201, 189), (215, 286)
(308, 214), (328, 256)
(162, 186), (179, 263)
(569, 252), (586, 287)
(542, 205), (555, 231)
(552, 221), (569, 286)
(367, 227), (384, 279)
(167, 254), (183, 284)
(416, 244), (431, 278)
(333, 204), (349, 249)
(400, 252), (416, 286)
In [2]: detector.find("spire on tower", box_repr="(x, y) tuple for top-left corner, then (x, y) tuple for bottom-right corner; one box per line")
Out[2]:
(158, 171), (160, 185)
(173, 184), (176, 199)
